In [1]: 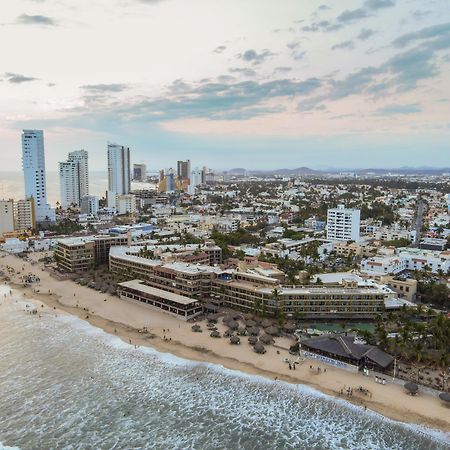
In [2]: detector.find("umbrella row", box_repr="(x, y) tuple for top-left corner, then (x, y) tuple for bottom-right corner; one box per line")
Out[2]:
(404, 382), (450, 405)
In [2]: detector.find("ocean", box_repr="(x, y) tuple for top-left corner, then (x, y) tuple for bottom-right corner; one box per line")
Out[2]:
(0, 285), (448, 450)
(0, 172), (156, 205)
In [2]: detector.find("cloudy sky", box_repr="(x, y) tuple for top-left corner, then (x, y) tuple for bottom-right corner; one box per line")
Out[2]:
(1, 0), (449, 171)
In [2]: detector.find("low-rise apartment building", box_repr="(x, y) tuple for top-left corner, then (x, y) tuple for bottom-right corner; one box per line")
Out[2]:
(333, 241), (376, 258)
(54, 237), (95, 272)
(379, 276), (417, 302)
(54, 234), (129, 272)
(361, 248), (450, 275)
(360, 256), (407, 275)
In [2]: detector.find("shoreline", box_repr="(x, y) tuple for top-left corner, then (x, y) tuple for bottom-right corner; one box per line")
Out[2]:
(1, 253), (449, 435)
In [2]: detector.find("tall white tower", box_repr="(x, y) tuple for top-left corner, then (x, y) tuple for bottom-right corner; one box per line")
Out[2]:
(188, 168), (202, 195)
(107, 144), (130, 196)
(21, 130), (55, 222)
(68, 150), (89, 198)
(59, 161), (80, 208)
(59, 150), (89, 208)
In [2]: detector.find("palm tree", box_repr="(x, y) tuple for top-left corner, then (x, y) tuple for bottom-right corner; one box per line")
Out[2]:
(413, 340), (425, 363)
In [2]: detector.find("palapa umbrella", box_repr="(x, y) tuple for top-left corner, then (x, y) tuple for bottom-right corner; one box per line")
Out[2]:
(265, 326), (280, 336)
(438, 392), (450, 404)
(261, 319), (272, 328)
(228, 320), (239, 330)
(404, 382), (419, 395)
(259, 334), (275, 345)
(233, 314), (243, 321)
(191, 324), (202, 332)
(254, 343), (266, 354)
(248, 336), (258, 345)
(207, 314), (218, 323)
(245, 320), (257, 328)
(283, 323), (297, 333)
(230, 335), (240, 345)
(248, 326), (260, 336)
(237, 327), (247, 336)
(210, 330), (221, 338)
(224, 329), (234, 337)
(204, 303), (219, 313)
(222, 315), (233, 324)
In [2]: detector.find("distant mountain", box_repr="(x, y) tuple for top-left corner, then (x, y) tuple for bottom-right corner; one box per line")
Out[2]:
(249, 167), (322, 176)
(225, 166), (450, 176)
(228, 168), (247, 174)
(353, 167), (450, 175)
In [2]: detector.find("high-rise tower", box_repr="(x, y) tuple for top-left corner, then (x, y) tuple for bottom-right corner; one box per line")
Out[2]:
(59, 150), (89, 208)
(107, 144), (130, 196)
(21, 130), (55, 222)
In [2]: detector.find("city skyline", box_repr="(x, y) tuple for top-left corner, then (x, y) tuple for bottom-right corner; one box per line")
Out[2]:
(1, 0), (450, 171)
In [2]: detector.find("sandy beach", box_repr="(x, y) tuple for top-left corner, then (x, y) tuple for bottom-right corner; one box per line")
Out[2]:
(1, 252), (449, 434)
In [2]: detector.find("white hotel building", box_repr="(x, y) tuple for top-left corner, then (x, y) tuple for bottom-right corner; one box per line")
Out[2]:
(59, 150), (89, 208)
(21, 130), (55, 222)
(326, 205), (361, 242)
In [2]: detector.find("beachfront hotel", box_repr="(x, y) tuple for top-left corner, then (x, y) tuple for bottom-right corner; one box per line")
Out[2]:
(109, 246), (386, 319)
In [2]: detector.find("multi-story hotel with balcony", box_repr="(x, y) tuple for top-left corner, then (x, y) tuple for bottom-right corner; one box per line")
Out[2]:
(110, 247), (386, 319)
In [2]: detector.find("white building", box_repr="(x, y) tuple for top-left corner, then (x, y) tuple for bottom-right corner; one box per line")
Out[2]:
(361, 248), (450, 275)
(116, 194), (136, 215)
(1, 238), (28, 254)
(360, 256), (407, 275)
(107, 144), (130, 196)
(21, 130), (55, 222)
(15, 199), (35, 230)
(188, 168), (202, 195)
(326, 205), (360, 242)
(80, 195), (99, 216)
(398, 248), (450, 274)
(59, 160), (80, 208)
(106, 190), (117, 210)
(68, 150), (89, 198)
(0, 200), (15, 235)
(215, 218), (239, 233)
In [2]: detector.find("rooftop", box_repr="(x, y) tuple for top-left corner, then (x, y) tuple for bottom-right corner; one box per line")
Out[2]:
(118, 280), (199, 305)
